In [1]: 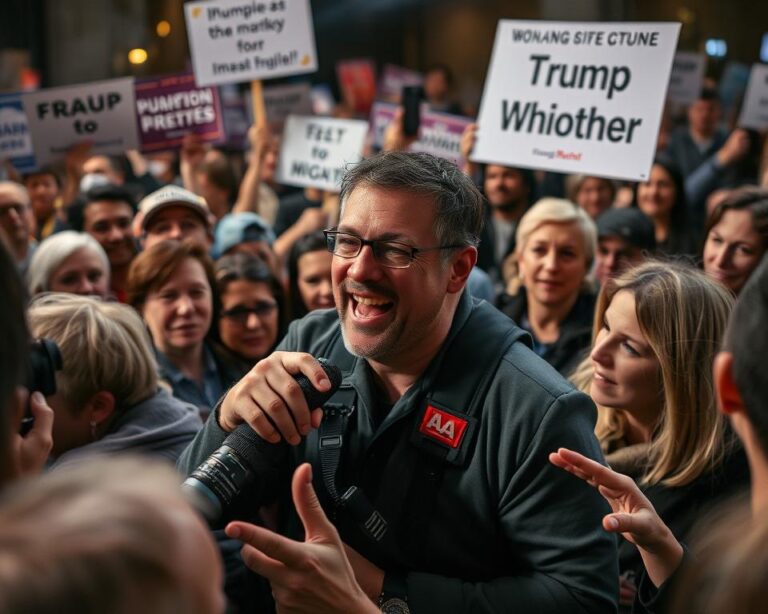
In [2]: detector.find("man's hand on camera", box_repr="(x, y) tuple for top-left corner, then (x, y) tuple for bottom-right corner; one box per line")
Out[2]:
(218, 352), (333, 445)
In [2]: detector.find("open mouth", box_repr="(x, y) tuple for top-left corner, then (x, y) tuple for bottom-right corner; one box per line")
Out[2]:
(350, 294), (394, 320)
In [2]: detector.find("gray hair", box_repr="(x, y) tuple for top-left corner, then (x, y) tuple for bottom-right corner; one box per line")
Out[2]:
(27, 231), (110, 295)
(339, 151), (484, 250)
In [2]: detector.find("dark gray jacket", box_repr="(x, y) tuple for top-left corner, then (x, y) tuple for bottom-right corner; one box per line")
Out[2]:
(178, 291), (618, 613)
(51, 389), (202, 470)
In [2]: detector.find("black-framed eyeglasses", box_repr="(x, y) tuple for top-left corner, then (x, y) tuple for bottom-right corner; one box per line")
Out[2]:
(220, 302), (277, 324)
(324, 229), (462, 269)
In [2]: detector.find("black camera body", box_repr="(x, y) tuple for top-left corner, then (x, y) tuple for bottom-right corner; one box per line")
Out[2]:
(20, 339), (62, 435)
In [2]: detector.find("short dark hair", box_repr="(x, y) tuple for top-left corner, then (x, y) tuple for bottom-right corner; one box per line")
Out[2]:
(287, 231), (327, 320)
(725, 256), (768, 455)
(339, 151), (484, 251)
(699, 86), (721, 103)
(215, 252), (287, 341)
(425, 63), (454, 87)
(200, 151), (239, 205)
(68, 184), (136, 232)
(22, 166), (62, 189)
(0, 242), (29, 485)
(703, 187), (768, 254)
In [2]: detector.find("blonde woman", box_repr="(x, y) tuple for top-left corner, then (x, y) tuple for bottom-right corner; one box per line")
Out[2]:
(567, 261), (749, 607)
(28, 293), (201, 469)
(500, 197), (597, 375)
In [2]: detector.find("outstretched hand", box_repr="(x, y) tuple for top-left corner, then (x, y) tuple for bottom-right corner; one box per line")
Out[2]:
(225, 464), (378, 614)
(549, 447), (684, 588)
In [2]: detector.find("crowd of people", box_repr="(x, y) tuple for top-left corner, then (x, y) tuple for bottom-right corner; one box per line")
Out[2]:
(0, 58), (767, 614)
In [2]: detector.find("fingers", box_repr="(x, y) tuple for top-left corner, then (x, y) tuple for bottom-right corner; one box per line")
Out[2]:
(26, 392), (54, 447)
(219, 352), (332, 444)
(226, 521), (307, 571)
(291, 464), (338, 543)
(552, 448), (636, 493)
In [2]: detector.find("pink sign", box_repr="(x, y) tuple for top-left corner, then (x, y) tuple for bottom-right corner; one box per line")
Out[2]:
(135, 73), (224, 151)
(369, 101), (472, 167)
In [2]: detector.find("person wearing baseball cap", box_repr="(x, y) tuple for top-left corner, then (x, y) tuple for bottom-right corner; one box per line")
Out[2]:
(137, 185), (213, 251)
(594, 208), (656, 284)
(213, 212), (279, 278)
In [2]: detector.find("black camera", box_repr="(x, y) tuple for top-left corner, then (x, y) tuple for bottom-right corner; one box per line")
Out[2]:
(20, 339), (62, 435)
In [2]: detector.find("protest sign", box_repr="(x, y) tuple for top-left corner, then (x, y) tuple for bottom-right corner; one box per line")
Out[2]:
(219, 84), (251, 149)
(667, 51), (706, 105)
(411, 111), (472, 168)
(135, 73), (224, 151)
(23, 77), (139, 167)
(337, 59), (377, 114)
(276, 115), (368, 192)
(263, 81), (313, 131)
(473, 21), (680, 181)
(738, 64), (768, 132)
(184, 0), (317, 87)
(378, 64), (423, 102)
(0, 93), (36, 172)
(369, 102), (471, 167)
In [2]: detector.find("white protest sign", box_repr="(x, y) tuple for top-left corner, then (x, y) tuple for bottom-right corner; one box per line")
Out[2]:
(738, 64), (768, 132)
(667, 51), (706, 105)
(473, 21), (680, 181)
(276, 115), (368, 192)
(185, 0), (317, 87)
(22, 78), (139, 167)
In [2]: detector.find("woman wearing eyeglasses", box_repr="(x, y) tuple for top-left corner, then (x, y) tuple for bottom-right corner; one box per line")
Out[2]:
(214, 253), (287, 377)
(127, 240), (237, 420)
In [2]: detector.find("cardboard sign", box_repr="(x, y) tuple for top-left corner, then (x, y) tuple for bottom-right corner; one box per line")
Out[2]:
(0, 93), (36, 172)
(263, 81), (313, 132)
(135, 73), (224, 151)
(738, 64), (768, 131)
(276, 115), (368, 192)
(378, 64), (423, 102)
(667, 51), (706, 105)
(369, 102), (471, 167)
(184, 0), (318, 87)
(473, 21), (680, 181)
(22, 77), (139, 167)
(336, 59), (376, 114)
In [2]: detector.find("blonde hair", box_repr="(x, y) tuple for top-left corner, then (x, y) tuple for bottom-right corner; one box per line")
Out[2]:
(586, 261), (734, 486)
(0, 456), (213, 614)
(506, 197), (597, 293)
(28, 294), (157, 412)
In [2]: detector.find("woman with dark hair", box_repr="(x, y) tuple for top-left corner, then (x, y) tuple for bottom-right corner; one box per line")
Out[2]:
(701, 186), (768, 294)
(214, 253), (286, 377)
(127, 240), (234, 420)
(287, 231), (333, 321)
(634, 157), (699, 256)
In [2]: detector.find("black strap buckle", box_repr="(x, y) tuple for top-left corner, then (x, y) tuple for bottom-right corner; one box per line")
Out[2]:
(341, 485), (388, 542)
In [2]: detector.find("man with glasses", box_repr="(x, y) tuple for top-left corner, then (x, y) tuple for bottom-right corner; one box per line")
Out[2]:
(179, 152), (617, 613)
